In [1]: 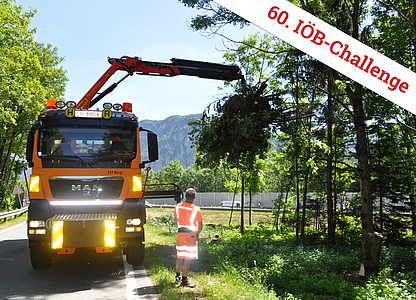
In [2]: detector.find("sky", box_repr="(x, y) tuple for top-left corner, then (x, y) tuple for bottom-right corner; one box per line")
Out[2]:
(17, 0), (260, 121)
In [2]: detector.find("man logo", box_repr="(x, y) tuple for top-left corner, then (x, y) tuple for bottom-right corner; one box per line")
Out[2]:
(71, 184), (102, 196)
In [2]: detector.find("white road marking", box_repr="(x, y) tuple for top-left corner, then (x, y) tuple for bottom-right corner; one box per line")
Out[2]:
(123, 253), (141, 299)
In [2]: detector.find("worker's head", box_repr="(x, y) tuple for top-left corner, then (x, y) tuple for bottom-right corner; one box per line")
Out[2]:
(185, 188), (196, 203)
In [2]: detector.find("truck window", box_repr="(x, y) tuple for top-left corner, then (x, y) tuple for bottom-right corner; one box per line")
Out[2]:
(39, 126), (136, 163)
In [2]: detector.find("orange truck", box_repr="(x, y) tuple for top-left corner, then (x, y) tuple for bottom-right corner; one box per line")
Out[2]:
(25, 56), (243, 268)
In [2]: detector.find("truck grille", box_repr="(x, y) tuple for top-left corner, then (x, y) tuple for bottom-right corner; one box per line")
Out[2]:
(49, 176), (124, 199)
(52, 213), (117, 221)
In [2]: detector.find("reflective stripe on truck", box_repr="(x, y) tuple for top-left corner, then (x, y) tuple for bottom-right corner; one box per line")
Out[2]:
(51, 213), (117, 251)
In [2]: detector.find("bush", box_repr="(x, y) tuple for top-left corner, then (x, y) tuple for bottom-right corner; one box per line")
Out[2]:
(359, 268), (416, 299)
(147, 214), (176, 233)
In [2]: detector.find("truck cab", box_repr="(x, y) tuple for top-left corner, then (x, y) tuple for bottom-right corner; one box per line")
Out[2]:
(26, 100), (157, 268)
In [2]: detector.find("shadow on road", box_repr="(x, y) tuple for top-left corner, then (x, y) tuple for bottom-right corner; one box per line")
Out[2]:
(0, 239), (128, 299)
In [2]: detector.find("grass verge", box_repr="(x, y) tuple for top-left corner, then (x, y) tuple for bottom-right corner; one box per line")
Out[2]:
(0, 212), (27, 230)
(144, 207), (276, 300)
(144, 207), (416, 300)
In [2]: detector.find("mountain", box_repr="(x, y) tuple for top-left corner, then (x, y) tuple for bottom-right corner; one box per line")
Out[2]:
(139, 114), (201, 171)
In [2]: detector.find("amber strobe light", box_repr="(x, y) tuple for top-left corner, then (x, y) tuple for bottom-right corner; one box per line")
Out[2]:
(122, 102), (132, 112)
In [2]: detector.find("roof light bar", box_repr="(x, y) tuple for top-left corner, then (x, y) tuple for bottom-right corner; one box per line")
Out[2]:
(66, 101), (76, 108)
(113, 103), (122, 111)
(103, 102), (112, 109)
(56, 101), (66, 109)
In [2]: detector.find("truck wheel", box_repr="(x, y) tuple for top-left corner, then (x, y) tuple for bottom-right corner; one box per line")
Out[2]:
(126, 237), (144, 265)
(30, 241), (52, 269)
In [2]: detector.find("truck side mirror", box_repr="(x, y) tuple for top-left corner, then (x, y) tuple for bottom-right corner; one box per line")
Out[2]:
(139, 129), (159, 168)
(147, 131), (158, 163)
(26, 123), (40, 168)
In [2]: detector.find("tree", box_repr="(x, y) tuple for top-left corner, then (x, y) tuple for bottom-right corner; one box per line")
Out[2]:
(371, 0), (416, 240)
(179, 0), (386, 278)
(154, 160), (185, 188)
(0, 0), (68, 209)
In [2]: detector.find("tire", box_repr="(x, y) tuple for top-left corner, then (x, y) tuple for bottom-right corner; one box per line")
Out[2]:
(30, 241), (52, 269)
(126, 236), (145, 265)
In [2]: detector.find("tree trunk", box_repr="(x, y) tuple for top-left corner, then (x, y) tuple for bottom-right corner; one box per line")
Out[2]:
(347, 81), (382, 278)
(377, 124), (383, 233)
(301, 164), (309, 239)
(241, 176), (244, 234)
(0, 138), (6, 184)
(345, 0), (383, 279)
(249, 185), (252, 226)
(401, 122), (416, 235)
(327, 80), (335, 244)
(295, 156), (300, 243)
(411, 194), (416, 236)
(0, 134), (17, 208)
(280, 184), (291, 234)
(301, 111), (313, 239)
(362, 232), (384, 277)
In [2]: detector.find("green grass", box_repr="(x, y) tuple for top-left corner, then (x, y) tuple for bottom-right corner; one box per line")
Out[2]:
(0, 212), (27, 230)
(144, 208), (416, 300)
(144, 208), (276, 299)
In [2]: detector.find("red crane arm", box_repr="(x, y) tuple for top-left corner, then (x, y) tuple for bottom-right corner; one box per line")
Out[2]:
(75, 56), (244, 109)
(75, 56), (181, 109)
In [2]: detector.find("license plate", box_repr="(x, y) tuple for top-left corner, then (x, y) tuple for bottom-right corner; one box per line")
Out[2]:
(75, 110), (102, 118)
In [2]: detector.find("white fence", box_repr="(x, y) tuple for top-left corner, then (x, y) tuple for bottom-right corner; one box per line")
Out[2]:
(146, 192), (360, 209)
(146, 192), (280, 208)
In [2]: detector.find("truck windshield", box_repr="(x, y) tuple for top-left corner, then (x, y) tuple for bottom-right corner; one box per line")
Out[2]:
(39, 126), (136, 163)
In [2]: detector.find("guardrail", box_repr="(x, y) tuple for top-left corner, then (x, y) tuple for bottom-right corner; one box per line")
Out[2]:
(0, 206), (28, 220)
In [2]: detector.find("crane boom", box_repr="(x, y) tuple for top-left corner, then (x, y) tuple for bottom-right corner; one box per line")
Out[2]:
(75, 56), (244, 109)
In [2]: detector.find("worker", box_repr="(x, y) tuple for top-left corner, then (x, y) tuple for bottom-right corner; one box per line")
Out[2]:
(110, 136), (128, 152)
(174, 188), (203, 287)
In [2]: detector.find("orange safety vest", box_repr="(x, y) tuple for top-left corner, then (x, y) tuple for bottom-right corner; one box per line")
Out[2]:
(174, 202), (203, 260)
(174, 202), (203, 232)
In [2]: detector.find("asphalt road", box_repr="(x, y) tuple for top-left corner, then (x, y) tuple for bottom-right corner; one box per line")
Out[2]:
(0, 222), (158, 300)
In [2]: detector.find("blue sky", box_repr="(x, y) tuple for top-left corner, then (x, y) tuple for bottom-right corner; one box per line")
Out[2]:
(17, 0), (259, 121)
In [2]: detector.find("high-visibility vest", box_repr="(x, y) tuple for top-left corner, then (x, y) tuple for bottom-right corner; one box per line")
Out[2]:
(174, 202), (202, 232)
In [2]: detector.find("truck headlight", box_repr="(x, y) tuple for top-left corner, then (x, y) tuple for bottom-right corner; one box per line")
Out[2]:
(126, 218), (141, 226)
(29, 220), (45, 228)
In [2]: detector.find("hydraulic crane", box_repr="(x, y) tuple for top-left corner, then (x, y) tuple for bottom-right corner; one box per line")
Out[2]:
(75, 56), (245, 109)
(26, 55), (244, 269)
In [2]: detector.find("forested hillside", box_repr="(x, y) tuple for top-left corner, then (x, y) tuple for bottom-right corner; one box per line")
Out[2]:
(139, 114), (200, 171)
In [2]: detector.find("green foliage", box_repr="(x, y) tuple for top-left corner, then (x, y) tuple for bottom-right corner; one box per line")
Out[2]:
(176, 0), (416, 285)
(360, 268), (416, 299)
(147, 213), (177, 235)
(146, 160), (234, 192)
(202, 229), (359, 299)
(381, 246), (416, 273)
(200, 222), (416, 299)
(0, 0), (67, 209)
(178, 0), (249, 31)
(145, 209), (416, 299)
(189, 85), (275, 171)
(336, 215), (362, 245)
(188, 33), (292, 175)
